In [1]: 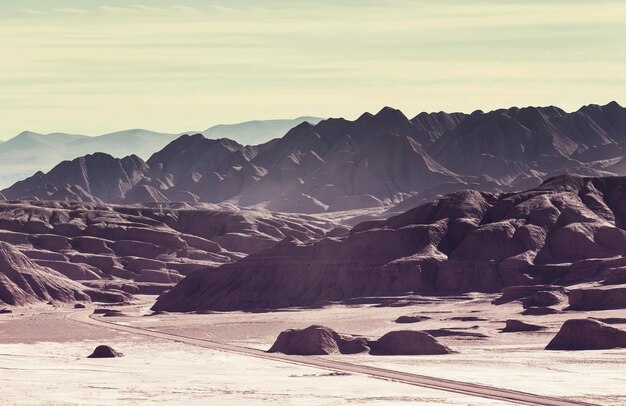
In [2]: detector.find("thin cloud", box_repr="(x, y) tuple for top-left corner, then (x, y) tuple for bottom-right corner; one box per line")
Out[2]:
(19, 9), (44, 15)
(55, 8), (90, 15)
(170, 5), (199, 13)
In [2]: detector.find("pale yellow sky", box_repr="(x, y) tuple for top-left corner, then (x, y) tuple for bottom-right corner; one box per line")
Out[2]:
(1, 1), (624, 138)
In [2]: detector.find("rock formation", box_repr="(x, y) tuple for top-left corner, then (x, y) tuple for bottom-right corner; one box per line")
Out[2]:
(267, 325), (369, 355)
(567, 286), (626, 310)
(87, 345), (124, 358)
(369, 331), (452, 355)
(545, 319), (626, 350)
(501, 320), (545, 332)
(395, 315), (431, 324)
(267, 325), (451, 356)
(0, 199), (335, 303)
(153, 175), (626, 312)
(0, 242), (95, 306)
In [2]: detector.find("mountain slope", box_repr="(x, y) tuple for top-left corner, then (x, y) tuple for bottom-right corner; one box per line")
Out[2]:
(3, 102), (626, 215)
(153, 175), (626, 311)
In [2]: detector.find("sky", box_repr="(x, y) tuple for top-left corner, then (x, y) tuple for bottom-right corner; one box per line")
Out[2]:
(1, 0), (625, 139)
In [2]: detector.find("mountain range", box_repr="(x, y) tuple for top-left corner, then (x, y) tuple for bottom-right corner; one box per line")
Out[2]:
(0, 117), (322, 188)
(2, 102), (625, 216)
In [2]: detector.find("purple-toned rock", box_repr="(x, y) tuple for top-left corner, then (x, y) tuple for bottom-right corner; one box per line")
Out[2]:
(0, 242), (91, 305)
(522, 307), (559, 316)
(88, 345), (124, 358)
(267, 325), (369, 355)
(521, 291), (562, 309)
(502, 320), (545, 332)
(369, 330), (452, 355)
(395, 315), (431, 324)
(546, 319), (626, 350)
(567, 286), (626, 311)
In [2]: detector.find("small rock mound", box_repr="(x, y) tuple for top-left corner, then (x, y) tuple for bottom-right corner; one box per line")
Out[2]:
(450, 316), (487, 322)
(74, 303), (86, 309)
(502, 320), (545, 332)
(93, 308), (119, 315)
(546, 318), (626, 350)
(87, 345), (124, 358)
(522, 306), (559, 316)
(423, 328), (488, 338)
(369, 331), (452, 355)
(492, 285), (564, 305)
(267, 325), (369, 355)
(521, 291), (561, 309)
(395, 315), (431, 324)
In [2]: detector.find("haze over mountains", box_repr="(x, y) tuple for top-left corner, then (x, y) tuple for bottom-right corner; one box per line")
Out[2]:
(3, 102), (625, 216)
(0, 117), (321, 189)
(201, 116), (323, 146)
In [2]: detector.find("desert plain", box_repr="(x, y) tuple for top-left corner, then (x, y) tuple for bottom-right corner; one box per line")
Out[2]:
(2, 291), (625, 406)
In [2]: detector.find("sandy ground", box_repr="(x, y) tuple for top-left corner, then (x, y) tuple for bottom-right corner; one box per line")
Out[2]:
(1, 293), (625, 405)
(0, 307), (509, 406)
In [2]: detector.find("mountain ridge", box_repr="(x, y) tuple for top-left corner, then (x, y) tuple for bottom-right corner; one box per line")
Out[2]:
(3, 102), (626, 215)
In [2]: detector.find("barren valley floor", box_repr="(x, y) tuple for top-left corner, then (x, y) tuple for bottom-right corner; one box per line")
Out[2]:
(1, 295), (624, 405)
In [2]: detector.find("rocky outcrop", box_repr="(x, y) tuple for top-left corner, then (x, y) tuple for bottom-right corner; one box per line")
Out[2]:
(395, 315), (431, 324)
(87, 345), (124, 358)
(267, 325), (451, 356)
(267, 325), (369, 355)
(0, 200), (335, 302)
(501, 320), (545, 332)
(493, 285), (564, 305)
(567, 285), (626, 310)
(522, 307), (559, 316)
(0, 242), (90, 305)
(154, 175), (626, 312)
(546, 318), (626, 350)
(369, 331), (452, 355)
(521, 291), (562, 309)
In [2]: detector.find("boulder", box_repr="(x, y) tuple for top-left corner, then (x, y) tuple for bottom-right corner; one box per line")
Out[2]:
(568, 286), (626, 311)
(422, 329), (488, 338)
(603, 267), (626, 285)
(521, 291), (562, 309)
(501, 320), (545, 332)
(87, 345), (124, 358)
(395, 315), (431, 324)
(522, 307), (559, 316)
(267, 325), (369, 355)
(369, 330), (453, 355)
(492, 285), (564, 305)
(546, 318), (626, 350)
